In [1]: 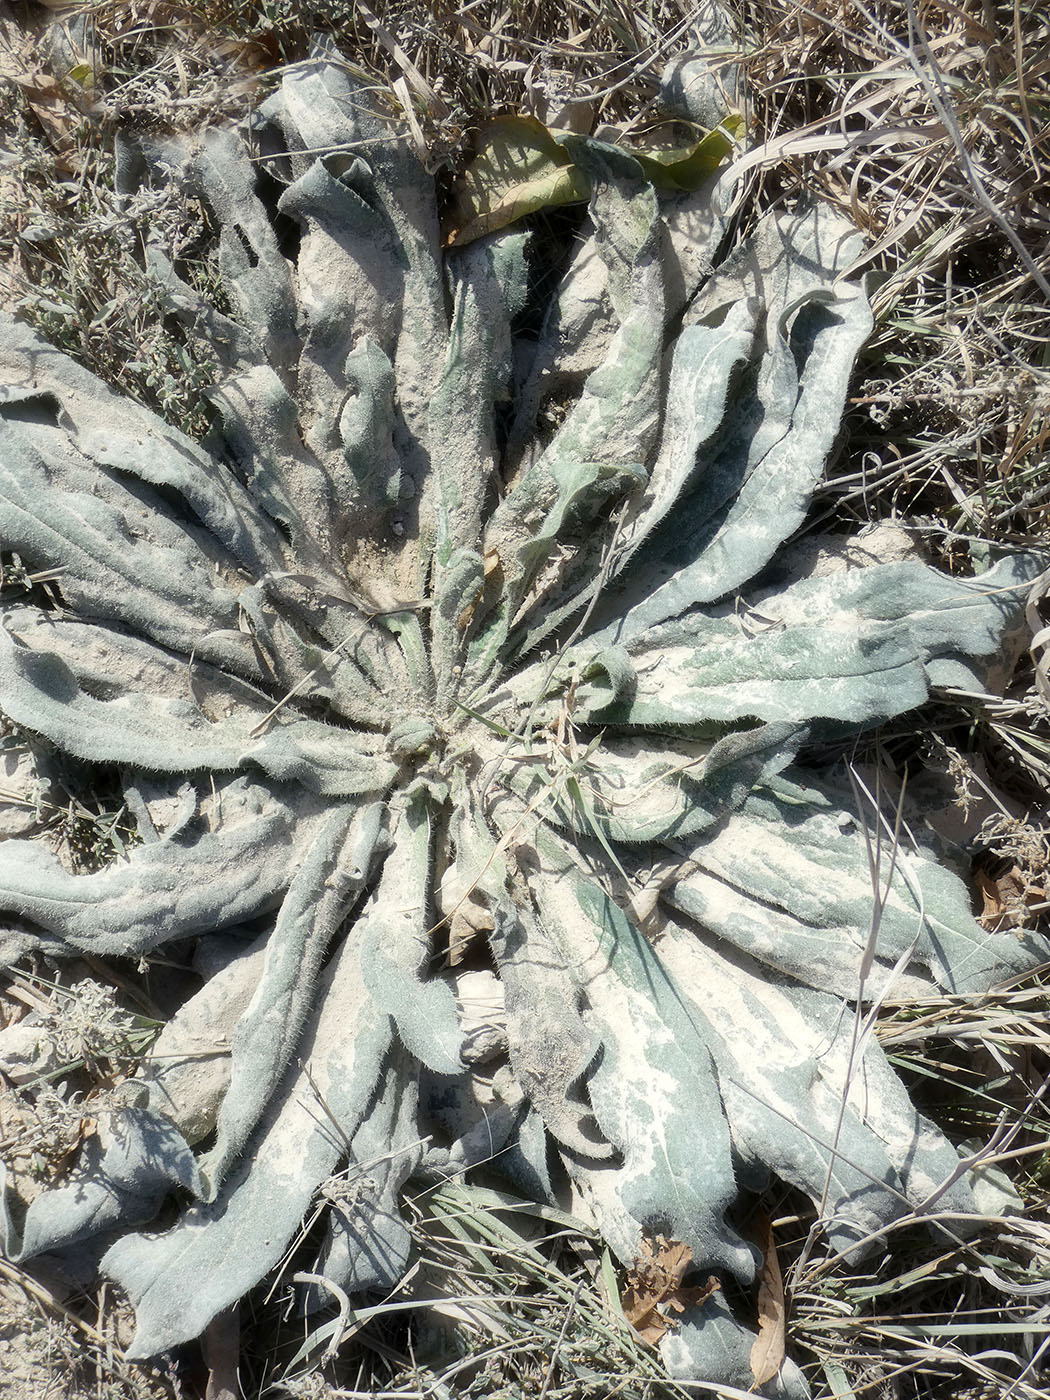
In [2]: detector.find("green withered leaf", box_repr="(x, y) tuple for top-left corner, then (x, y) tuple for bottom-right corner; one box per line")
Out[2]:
(198, 802), (386, 1197)
(0, 38), (1044, 1397)
(103, 833), (402, 1356)
(663, 769), (1044, 998)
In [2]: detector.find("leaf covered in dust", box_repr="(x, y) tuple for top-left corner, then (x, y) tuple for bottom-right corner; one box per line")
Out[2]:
(0, 29), (1045, 1396)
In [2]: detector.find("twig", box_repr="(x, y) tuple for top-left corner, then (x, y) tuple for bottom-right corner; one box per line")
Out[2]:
(537, 1278), (585, 1400)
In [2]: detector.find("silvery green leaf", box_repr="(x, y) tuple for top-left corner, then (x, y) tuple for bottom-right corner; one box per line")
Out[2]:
(489, 895), (609, 1160)
(362, 798), (466, 1076)
(311, 1048), (424, 1298)
(439, 782), (607, 1159)
(435, 235), (527, 558)
(608, 297), (757, 577)
(657, 919), (978, 1254)
(421, 1060), (523, 1179)
(199, 802), (385, 1195)
(524, 821), (754, 1280)
(470, 145), (664, 680)
(12, 1106), (201, 1262)
(103, 878), (396, 1357)
(430, 234), (527, 689)
(592, 205), (873, 641)
(661, 1), (743, 128)
(570, 555), (1042, 729)
(139, 931), (270, 1143)
(0, 420), (244, 667)
(0, 780), (326, 958)
(662, 1291), (811, 1400)
(664, 768), (1043, 997)
(504, 1104), (556, 1202)
(0, 314), (289, 588)
(504, 722), (803, 846)
(191, 127), (299, 370)
(0, 626), (397, 795)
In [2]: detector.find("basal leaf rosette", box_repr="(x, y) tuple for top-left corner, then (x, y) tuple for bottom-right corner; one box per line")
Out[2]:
(0, 55), (1043, 1395)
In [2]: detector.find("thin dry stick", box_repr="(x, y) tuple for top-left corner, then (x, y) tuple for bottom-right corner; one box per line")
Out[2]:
(537, 1277), (586, 1400)
(292, 1271), (352, 1359)
(837, 0), (1050, 303)
(0, 1258), (118, 1353)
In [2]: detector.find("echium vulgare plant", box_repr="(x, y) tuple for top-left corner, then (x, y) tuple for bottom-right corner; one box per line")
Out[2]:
(0, 50), (1045, 1395)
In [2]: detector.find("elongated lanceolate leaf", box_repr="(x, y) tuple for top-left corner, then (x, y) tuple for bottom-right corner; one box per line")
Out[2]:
(566, 555), (1042, 730)
(0, 627), (398, 795)
(103, 846), (410, 1356)
(311, 1047), (424, 1299)
(199, 802), (385, 1196)
(362, 797), (467, 1076)
(593, 206), (874, 641)
(657, 920), (979, 1246)
(0, 780), (327, 956)
(519, 816), (755, 1281)
(139, 932), (271, 1143)
(664, 768), (1043, 997)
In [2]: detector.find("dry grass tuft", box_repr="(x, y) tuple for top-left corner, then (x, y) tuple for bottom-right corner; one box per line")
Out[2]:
(735, 1), (1050, 540)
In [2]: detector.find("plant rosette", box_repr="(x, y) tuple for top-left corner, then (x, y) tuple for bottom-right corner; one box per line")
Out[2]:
(0, 50), (1044, 1397)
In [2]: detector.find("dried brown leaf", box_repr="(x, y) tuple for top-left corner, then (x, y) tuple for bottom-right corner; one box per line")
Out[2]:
(0, 31), (88, 172)
(749, 1211), (786, 1386)
(976, 864), (1046, 931)
(457, 548), (502, 631)
(621, 1234), (721, 1346)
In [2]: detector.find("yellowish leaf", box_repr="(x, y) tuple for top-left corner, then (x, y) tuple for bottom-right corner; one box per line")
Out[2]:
(449, 114), (742, 247)
(632, 118), (743, 192)
(448, 116), (590, 247)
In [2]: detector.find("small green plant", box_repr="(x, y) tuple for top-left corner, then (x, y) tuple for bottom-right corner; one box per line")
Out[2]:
(0, 45), (1044, 1397)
